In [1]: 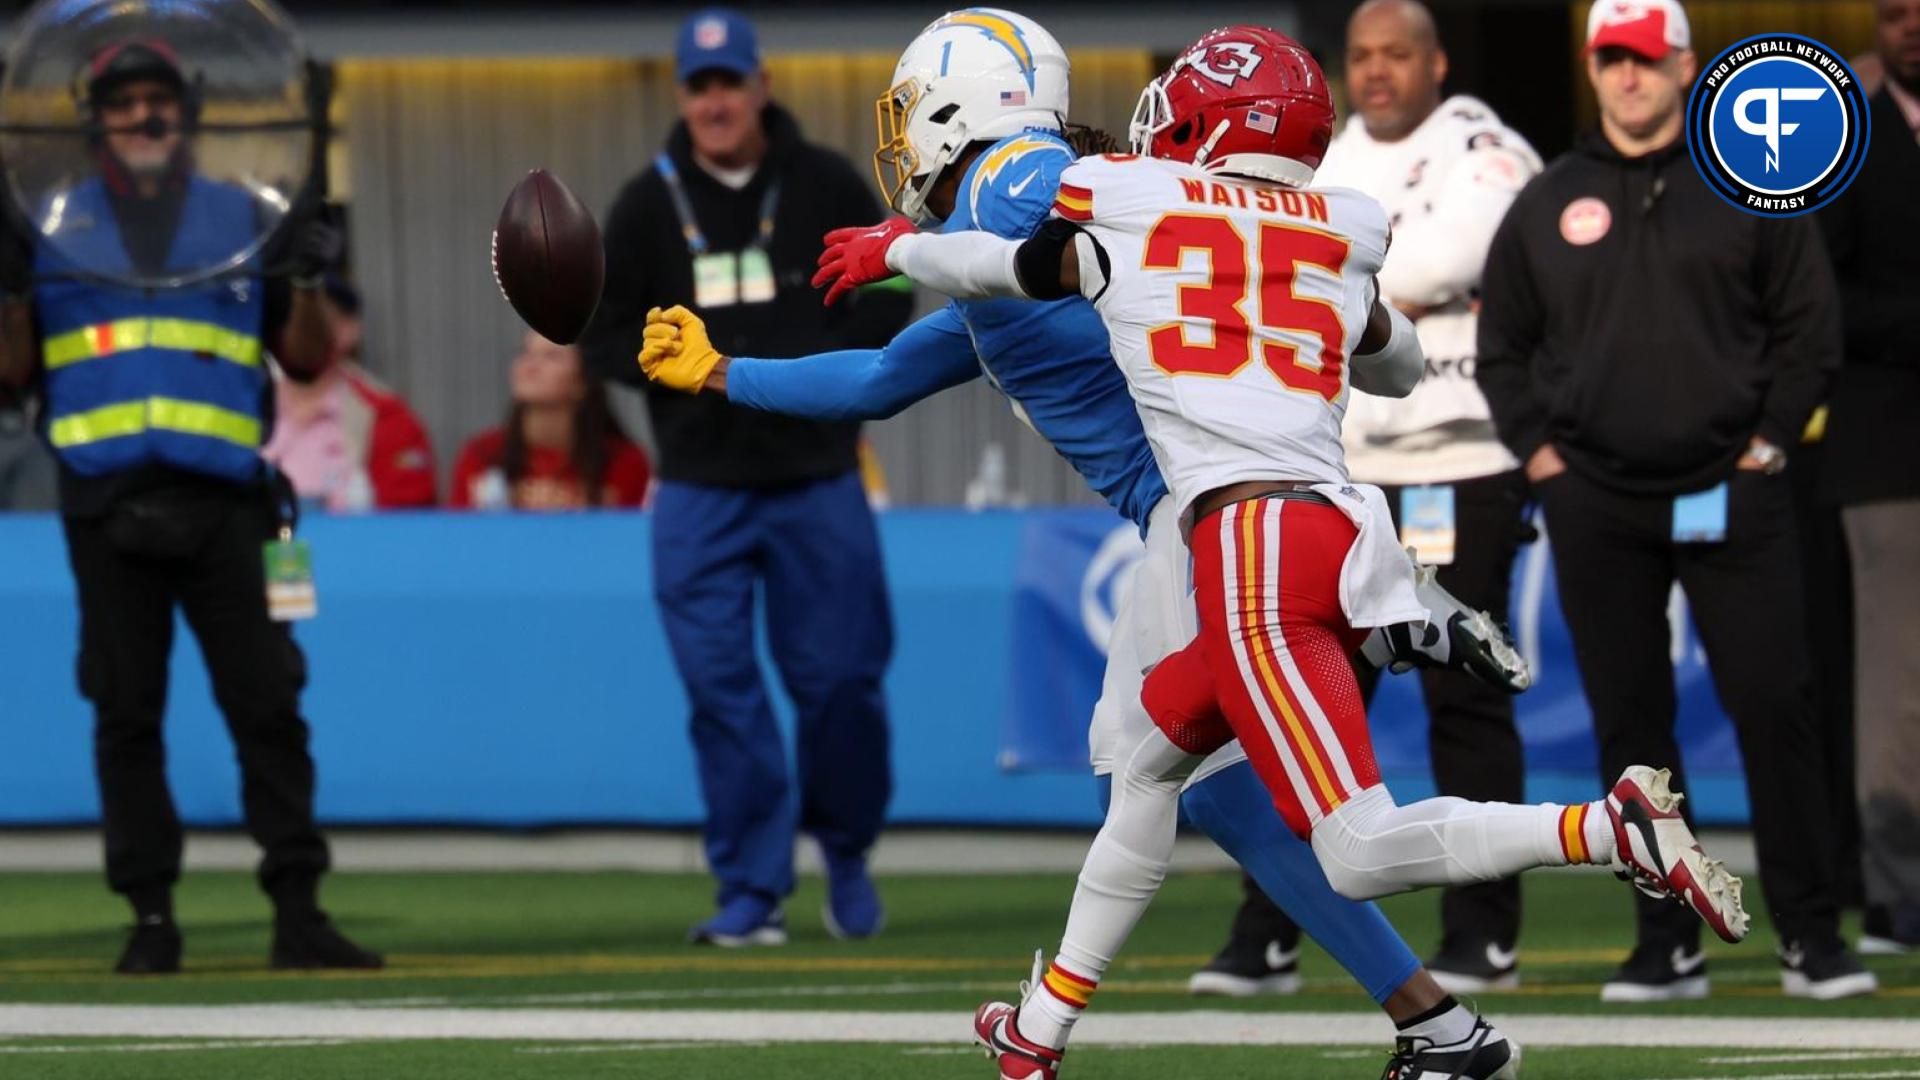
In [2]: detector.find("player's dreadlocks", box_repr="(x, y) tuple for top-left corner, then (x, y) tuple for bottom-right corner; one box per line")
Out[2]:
(1064, 124), (1124, 156)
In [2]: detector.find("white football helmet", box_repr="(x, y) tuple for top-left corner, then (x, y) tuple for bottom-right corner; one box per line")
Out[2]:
(875, 8), (1070, 223)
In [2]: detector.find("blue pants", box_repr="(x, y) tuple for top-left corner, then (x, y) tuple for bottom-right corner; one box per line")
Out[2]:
(1099, 761), (1418, 1004)
(652, 473), (894, 905)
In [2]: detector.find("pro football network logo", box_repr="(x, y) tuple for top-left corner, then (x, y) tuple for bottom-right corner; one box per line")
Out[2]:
(1685, 34), (1870, 217)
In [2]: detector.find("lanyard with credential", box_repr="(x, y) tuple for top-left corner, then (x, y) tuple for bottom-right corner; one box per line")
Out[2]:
(654, 152), (781, 255)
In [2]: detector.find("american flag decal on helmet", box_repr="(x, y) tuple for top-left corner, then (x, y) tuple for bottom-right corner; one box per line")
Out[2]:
(999, 89), (1026, 106)
(1245, 108), (1277, 134)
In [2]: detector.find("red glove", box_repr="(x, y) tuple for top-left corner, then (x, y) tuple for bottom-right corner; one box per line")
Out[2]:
(812, 217), (917, 307)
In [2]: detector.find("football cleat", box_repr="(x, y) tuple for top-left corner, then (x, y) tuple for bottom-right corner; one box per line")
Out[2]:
(1606, 766), (1750, 944)
(1380, 1016), (1521, 1080)
(974, 1001), (1063, 1080)
(1361, 560), (1532, 693)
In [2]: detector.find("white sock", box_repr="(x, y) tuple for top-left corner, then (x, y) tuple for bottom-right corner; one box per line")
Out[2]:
(1397, 995), (1477, 1047)
(1547, 799), (1617, 867)
(1310, 786), (1587, 899)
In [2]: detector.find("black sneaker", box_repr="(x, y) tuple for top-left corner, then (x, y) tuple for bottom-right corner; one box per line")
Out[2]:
(1381, 1016), (1521, 1080)
(1860, 905), (1919, 956)
(1187, 936), (1301, 996)
(1599, 942), (1709, 1003)
(1428, 939), (1520, 994)
(1780, 939), (1878, 1000)
(271, 912), (384, 970)
(114, 915), (181, 975)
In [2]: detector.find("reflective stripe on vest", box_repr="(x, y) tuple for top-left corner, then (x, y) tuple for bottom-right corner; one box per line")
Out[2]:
(47, 396), (263, 452)
(43, 317), (263, 371)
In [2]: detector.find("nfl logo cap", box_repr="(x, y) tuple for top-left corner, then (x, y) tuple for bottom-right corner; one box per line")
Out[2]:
(676, 8), (761, 84)
(1586, 0), (1691, 61)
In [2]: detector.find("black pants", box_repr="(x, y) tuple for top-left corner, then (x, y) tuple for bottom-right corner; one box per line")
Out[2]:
(1790, 441), (1863, 909)
(63, 487), (329, 916)
(1539, 467), (1841, 950)
(1234, 470), (1530, 953)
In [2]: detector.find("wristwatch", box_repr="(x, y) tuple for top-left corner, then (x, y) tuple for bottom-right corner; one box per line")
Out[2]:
(1748, 441), (1787, 475)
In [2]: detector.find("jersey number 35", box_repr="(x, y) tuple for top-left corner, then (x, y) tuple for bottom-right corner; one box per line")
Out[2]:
(1143, 213), (1349, 402)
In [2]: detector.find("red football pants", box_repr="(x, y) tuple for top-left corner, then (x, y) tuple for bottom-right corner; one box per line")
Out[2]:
(1143, 497), (1381, 839)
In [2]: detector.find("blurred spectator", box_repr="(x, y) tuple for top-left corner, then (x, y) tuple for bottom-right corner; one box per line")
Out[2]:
(1476, 0), (1872, 1001)
(451, 330), (649, 510)
(1214, 0), (1540, 998)
(579, 7), (912, 945)
(0, 379), (55, 510)
(262, 277), (437, 511)
(0, 38), (378, 974)
(1818, 0), (1920, 955)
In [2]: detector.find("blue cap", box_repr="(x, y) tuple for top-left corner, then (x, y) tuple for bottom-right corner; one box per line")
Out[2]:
(675, 8), (761, 84)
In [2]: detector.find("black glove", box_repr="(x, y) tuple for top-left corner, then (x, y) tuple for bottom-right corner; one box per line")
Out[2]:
(286, 218), (344, 284)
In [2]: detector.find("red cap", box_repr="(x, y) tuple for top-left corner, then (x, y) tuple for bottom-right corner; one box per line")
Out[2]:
(1586, 0), (1691, 61)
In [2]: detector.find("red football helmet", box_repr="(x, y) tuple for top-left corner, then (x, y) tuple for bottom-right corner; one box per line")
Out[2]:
(1128, 25), (1334, 187)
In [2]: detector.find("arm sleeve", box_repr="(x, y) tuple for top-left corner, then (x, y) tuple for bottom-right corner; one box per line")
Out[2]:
(1473, 197), (1552, 464)
(577, 181), (654, 388)
(726, 305), (980, 421)
(1376, 146), (1532, 308)
(886, 229), (1031, 299)
(1350, 300), (1422, 398)
(1753, 218), (1840, 448)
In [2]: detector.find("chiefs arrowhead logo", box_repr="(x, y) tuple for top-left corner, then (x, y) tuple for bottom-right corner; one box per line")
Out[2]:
(1182, 41), (1263, 87)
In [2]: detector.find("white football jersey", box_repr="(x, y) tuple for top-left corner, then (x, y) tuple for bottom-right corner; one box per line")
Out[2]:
(1054, 154), (1390, 519)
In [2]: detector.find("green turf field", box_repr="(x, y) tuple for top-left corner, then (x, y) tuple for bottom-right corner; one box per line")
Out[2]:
(0, 864), (1915, 1078)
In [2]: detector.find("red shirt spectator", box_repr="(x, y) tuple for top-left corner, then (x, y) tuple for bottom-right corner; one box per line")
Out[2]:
(450, 331), (650, 510)
(264, 279), (436, 510)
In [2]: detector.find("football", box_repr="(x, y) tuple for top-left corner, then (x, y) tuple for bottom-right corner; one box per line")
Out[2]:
(490, 169), (604, 345)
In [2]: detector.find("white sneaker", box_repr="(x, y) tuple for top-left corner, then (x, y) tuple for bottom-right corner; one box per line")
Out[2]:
(1187, 939), (1302, 997)
(1600, 944), (1710, 1003)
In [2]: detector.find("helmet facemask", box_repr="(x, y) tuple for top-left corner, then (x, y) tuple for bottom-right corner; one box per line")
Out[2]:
(874, 77), (970, 224)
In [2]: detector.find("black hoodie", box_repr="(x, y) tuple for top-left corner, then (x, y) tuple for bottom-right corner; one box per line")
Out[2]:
(581, 104), (911, 491)
(1475, 131), (1839, 496)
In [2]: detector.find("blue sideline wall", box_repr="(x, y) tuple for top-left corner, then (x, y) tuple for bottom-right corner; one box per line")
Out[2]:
(0, 511), (1754, 828)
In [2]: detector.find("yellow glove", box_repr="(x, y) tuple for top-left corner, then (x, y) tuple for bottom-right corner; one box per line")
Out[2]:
(638, 305), (724, 393)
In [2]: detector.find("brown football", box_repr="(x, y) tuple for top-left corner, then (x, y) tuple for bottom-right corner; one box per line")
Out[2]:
(491, 169), (604, 345)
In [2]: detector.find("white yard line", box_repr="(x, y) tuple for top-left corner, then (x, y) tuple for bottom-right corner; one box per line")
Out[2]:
(0, 1038), (351, 1055)
(318, 980), (998, 1009)
(0, 1005), (1914, 1052)
(1647, 1072), (1920, 1080)
(1704, 1053), (1920, 1065)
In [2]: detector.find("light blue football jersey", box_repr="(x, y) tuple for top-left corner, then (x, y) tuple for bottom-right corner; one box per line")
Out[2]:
(942, 130), (1166, 530)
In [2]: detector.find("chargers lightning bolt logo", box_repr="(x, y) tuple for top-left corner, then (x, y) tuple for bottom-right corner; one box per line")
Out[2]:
(934, 9), (1037, 90)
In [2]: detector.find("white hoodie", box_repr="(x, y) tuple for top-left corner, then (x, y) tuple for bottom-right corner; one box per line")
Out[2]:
(1316, 95), (1541, 485)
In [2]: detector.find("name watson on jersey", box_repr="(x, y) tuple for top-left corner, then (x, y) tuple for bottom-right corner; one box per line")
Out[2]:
(1179, 177), (1332, 223)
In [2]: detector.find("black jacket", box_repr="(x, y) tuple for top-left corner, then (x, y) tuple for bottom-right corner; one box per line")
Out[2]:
(1816, 89), (1920, 506)
(580, 104), (912, 491)
(1476, 131), (1839, 496)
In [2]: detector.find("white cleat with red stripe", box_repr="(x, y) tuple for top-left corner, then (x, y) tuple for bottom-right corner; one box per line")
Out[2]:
(973, 1001), (1063, 1080)
(1606, 766), (1750, 944)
